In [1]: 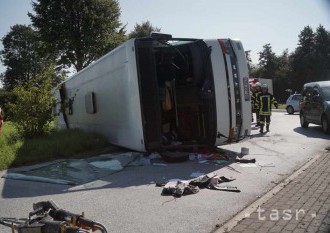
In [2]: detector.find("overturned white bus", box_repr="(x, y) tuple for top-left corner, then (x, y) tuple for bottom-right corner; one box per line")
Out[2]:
(55, 33), (251, 152)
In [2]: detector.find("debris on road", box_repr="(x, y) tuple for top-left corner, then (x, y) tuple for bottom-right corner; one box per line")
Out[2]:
(1, 146), (256, 189)
(190, 174), (238, 192)
(211, 185), (241, 192)
(241, 147), (249, 155)
(238, 163), (258, 168)
(2, 152), (144, 185)
(160, 173), (239, 198)
(258, 162), (275, 171)
(235, 158), (256, 163)
(162, 180), (199, 197)
(213, 160), (230, 165)
(160, 151), (190, 163)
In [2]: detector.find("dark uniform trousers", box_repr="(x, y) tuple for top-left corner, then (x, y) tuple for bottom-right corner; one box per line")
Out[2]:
(256, 92), (278, 132)
(260, 115), (271, 130)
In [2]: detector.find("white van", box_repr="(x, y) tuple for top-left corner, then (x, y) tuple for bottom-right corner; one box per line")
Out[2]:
(55, 33), (251, 152)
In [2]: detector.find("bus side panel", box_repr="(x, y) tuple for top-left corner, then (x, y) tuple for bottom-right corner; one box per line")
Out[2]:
(204, 40), (230, 145)
(230, 40), (252, 138)
(223, 52), (237, 130)
(59, 40), (146, 152)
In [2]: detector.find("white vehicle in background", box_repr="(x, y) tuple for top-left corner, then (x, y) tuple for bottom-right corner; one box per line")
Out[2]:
(285, 94), (302, 114)
(55, 33), (251, 152)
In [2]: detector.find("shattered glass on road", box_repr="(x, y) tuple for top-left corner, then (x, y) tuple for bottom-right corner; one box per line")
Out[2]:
(2, 152), (143, 185)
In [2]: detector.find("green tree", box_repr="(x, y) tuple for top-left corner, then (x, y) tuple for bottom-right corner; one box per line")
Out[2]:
(257, 43), (278, 79)
(276, 49), (290, 80)
(9, 65), (59, 137)
(251, 45), (291, 102)
(314, 25), (330, 80)
(273, 49), (291, 102)
(290, 26), (316, 89)
(0, 24), (55, 89)
(0, 87), (15, 120)
(128, 21), (161, 39)
(29, 0), (126, 71)
(250, 25), (329, 100)
(298, 26), (315, 55)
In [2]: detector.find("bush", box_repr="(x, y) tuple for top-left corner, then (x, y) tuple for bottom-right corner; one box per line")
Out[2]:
(9, 66), (57, 138)
(0, 89), (15, 121)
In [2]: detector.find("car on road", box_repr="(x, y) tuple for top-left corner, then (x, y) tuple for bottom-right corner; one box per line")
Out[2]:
(285, 94), (302, 114)
(300, 81), (330, 133)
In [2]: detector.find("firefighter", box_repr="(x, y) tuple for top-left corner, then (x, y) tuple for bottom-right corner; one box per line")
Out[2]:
(256, 84), (278, 133)
(251, 82), (262, 126)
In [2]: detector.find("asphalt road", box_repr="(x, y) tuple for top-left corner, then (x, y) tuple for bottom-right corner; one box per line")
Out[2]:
(0, 112), (329, 233)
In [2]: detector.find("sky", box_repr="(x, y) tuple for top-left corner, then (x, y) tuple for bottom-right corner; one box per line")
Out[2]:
(0, 0), (329, 87)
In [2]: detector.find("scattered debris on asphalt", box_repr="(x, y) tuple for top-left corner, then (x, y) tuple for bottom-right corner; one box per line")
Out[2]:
(258, 162), (275, 171)
(235, 158), (256, 163)
(241, 147), (249, 155)
(2, 152), (144, 185)
(160, 151), (190, 163)
(2, 145), (261, 192)
(238, 163), (258, 168)
(212, 185), (240, 192)
(159, 173), (239, 198)
(162, 180), (199, 197)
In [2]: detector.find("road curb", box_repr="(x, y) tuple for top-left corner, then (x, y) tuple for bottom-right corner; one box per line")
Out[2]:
(214, 150), (327, 233)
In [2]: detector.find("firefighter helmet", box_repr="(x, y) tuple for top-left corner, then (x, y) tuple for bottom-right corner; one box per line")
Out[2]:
(261, 84), (268, 89)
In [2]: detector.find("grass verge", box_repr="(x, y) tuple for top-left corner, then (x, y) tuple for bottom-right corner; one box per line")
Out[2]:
(0, 122), (113, 171)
